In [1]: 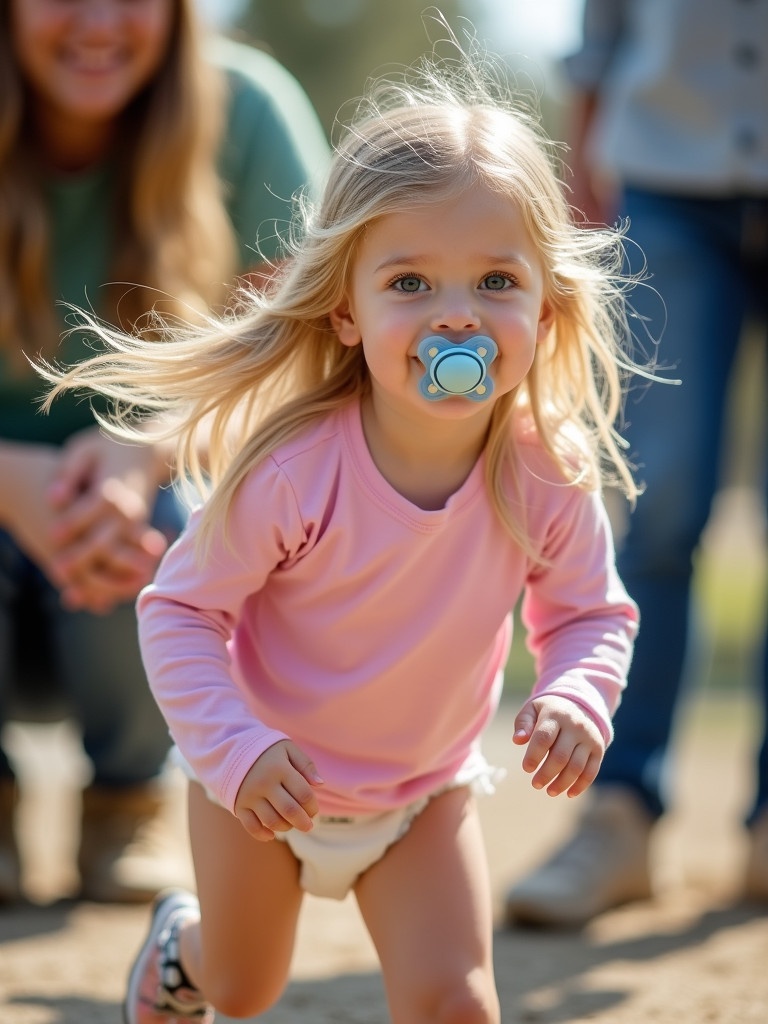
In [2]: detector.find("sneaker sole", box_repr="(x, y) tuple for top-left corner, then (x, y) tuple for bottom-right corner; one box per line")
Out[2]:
(506, 877), (653, 929)
(123, 888), (200, 1024)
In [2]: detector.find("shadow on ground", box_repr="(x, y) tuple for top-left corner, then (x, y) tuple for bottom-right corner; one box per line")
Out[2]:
(1, 897), (762, 1024)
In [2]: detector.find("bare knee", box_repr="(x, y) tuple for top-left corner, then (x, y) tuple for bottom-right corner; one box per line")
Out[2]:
(203, 973), (286, 1019)
(409, 973), (500, 1024)
(434, 985), (500, 1024)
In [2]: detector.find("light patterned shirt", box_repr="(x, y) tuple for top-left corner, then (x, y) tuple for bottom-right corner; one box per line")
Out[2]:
(564, 0), (768, 194)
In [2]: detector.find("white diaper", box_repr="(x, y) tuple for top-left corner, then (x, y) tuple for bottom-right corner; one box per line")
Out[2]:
(172, 744), (503, 900)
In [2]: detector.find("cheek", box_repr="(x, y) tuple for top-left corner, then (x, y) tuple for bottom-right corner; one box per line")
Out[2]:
(11, 12), (62, 85)
(508, 341), (538, 381)
(130, 13), (175, 79)
(498, 323), (539, 384)
(371, 304), (417, 339)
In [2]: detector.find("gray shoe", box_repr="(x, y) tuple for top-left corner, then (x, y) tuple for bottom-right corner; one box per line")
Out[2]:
(79, 784), (186, 904)
(505, 785), (654, 928)
(744, 807), (768, 902)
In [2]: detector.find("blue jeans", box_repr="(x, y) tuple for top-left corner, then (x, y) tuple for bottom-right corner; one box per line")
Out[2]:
(600, 189), (768, 823)
(0, 487), (185, 787)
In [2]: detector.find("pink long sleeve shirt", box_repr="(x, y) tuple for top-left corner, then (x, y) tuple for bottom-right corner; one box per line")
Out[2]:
(137, 401), (638, 817)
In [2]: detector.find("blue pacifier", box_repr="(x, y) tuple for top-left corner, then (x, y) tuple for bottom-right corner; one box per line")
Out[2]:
(417, 335), (498, 402)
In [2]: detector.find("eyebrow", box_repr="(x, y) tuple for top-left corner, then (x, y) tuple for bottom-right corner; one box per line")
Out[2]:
(373, 252), (532, 272)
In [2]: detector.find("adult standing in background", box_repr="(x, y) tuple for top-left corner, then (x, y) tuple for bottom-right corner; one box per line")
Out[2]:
(505, 0), (768, 927)
(0, 0), (328, 905)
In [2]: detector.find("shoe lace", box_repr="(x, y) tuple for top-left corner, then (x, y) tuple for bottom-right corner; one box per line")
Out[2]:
(156, 915), (210, 1019)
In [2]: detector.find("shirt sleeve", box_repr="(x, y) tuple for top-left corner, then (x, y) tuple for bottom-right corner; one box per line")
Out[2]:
(136, 460), (305, 812)
(520, 485), (639, 743)
(212, 38), (331, 269)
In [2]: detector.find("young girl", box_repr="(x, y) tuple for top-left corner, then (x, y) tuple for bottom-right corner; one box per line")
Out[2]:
(41, 42), (641, 1024)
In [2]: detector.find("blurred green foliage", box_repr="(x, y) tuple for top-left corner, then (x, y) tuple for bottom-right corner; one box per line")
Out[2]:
(233, 0), (464, 137)
(229, 1), (565, 141)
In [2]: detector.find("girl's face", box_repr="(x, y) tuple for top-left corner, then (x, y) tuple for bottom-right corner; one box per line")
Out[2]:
(11, 0), (175, 126)
(331, 183), (553, 430)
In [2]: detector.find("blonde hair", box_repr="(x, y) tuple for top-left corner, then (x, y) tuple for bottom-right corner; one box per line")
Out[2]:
(0, 0), (236, 372)
(40, 29), (649, 557)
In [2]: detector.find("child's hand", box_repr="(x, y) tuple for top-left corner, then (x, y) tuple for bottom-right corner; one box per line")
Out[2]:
(512, 695), (606, 798)
(234, 740), (324, 841)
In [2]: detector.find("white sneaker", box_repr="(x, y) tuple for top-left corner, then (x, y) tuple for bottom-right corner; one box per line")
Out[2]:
(124, 889), (213, 1023)
(505, 786), (654, 927)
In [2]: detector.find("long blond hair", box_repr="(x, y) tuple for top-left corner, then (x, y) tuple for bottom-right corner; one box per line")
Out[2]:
(40, 35), (651, 556)
(0, 0), (236, 372)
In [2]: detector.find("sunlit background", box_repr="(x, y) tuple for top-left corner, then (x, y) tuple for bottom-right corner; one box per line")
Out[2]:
(196, 0), (586, 140)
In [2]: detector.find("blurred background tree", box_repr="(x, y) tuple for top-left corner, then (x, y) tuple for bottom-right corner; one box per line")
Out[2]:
(239, 0), (465, 133)
(207, 0), (574, 142)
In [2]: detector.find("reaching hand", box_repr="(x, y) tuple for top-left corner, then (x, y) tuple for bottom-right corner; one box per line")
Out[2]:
(512, 694), (606, 798)
(45, 427), (169, 611)
(0, 431), (169, 614)
(234, 740), (324, 841)
(2, 444), (70, 575)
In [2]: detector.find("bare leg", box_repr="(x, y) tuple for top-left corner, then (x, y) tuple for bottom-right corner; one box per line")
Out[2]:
(180, 781), (305, 1018)
(355, 787), (499, 1024)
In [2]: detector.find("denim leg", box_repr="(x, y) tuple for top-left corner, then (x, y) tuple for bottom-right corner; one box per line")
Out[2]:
(1, 486), (187, 787)
(0, 535), (23, 779)
(601, 190), (753, 818)
(54, 486), (187, 785)
(754, 636), (768, 823)
(47, 596), (172, 786)
(751, 203), (768, 824)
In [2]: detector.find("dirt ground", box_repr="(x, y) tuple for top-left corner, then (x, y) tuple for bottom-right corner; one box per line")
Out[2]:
(0, 689), (766, 1024)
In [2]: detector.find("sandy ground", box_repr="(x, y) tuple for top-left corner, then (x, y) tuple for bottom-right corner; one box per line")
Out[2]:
(0, 689), (766, 1024)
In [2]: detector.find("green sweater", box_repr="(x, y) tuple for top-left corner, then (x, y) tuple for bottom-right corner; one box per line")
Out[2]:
(1, 39), (329, 444)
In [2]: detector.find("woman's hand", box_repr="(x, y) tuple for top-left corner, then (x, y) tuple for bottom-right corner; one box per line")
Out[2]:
(0, 431), (169, 613)
(234, 740), (324, 841)
(0, 443), (68, 574)
(513, 695), (606, 799)
(44, 426), (170, 611)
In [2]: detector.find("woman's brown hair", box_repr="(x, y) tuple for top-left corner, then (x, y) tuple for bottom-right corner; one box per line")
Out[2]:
(0, 0), (237, 373)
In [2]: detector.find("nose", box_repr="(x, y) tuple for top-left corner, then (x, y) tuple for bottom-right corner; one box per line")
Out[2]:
(430, 290), (480, 335)
(78, 0), (121, 35)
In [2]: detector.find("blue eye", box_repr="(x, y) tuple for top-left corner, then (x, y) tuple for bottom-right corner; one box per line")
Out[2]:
(392, 276), (425, 292)
(481, 274), (512, 291)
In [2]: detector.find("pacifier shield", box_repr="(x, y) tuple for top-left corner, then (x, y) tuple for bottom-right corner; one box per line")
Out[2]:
(417, 335), (498, 402)
(434, 351), (484, 392)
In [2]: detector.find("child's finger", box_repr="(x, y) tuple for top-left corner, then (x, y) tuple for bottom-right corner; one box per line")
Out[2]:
(512, 705), (537, 745)
(520, 719), (559, 774)
(287, 746), (325, 786)
(543, 743), (591, 797)
(564, 750), (603, 798)
(234, 804), (278, 843)
(250, 794), (306, 834)
(252, 787), (317, 834)
(530, 740), (571, 790)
